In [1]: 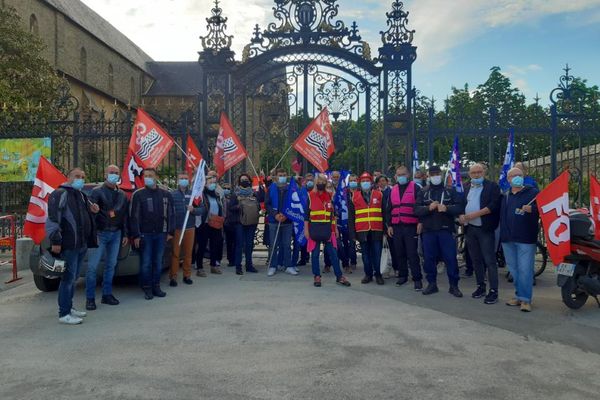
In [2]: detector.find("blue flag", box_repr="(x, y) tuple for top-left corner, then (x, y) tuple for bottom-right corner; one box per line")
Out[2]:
(412, 139), (420, 174)
(447, 136), (463, 193)
(333, 170), (350, 229)
(499, 129), (515, 192)
(282, 177), (307, 246)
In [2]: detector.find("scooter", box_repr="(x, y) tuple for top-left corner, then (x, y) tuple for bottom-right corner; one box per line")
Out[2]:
(556, 210), (600, 310)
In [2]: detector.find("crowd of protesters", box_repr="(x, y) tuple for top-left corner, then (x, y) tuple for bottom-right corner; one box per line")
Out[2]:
(46, 161), (540, 325)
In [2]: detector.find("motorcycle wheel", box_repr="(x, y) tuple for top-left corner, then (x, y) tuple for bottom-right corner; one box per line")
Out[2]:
(534, 241), (548, 277)
(561, 276), (589, 309)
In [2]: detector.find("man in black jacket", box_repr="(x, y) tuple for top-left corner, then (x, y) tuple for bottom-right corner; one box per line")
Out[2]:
(85, 165), (129, 310)
(414, 165), (465, 297)
(129, 168), (175, 300)
(459, 164), (501, 304)
(46, 167), (99, 325)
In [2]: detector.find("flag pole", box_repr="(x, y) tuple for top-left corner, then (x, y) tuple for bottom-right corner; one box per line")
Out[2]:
(246, 156), (260, 180)
(172, 139), (198, 170)
(273, 144), (294, 171)
(178, 160), (205, 246)
(265, 221), (281, 269)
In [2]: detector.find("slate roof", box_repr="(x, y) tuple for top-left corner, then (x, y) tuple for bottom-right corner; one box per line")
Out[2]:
(43, 0), (154, 73)
(144, 62), (203, 96)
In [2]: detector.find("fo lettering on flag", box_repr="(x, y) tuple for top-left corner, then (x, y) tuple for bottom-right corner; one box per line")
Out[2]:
(537, 170), (571, 265)
(590, 175), (600, 240)
(214, 112), (248, 178)
(293, 108), (335, 173)
(23, 157), (67, 244)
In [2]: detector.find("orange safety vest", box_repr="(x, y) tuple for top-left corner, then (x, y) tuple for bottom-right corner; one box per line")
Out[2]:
(352, 189), (383, 232)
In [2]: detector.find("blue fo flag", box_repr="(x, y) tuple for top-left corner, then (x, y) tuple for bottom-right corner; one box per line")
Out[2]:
(333, 170), (350, 229)
(447, 136), (463, 193)
(282, 177), (307, 246)
(499, 129), (515, 192)
(412, 139), (420, 174)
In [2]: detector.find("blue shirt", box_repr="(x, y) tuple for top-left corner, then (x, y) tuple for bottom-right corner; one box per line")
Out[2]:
(465, 184), (483, 226)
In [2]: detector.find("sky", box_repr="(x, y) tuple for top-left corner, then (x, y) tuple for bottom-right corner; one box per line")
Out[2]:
(81, 0), (600, 107)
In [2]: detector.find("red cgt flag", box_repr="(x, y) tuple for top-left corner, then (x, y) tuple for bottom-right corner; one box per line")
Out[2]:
(23, 157), (67, 244)
(214, 112), (247, 178)
(537, 170), (571, 265)
(590, 175), (600, 240)
(186, 135), (203, 177)
(293, 108), (334, 173)
(129, 109), (174, 169)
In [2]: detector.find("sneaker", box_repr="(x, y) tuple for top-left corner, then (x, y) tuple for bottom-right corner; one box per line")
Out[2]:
(414, 280), (423, 291)
(361, 276), (373, 284)
(246, 266), (259, 273)
(449, 286), (463, 298)
(285, 267), (299, 276)
(336, 276), (351, 287)
(422, 283), (439, 295)
(210, 267), (222, 275)
(59, 314), (82, 325)
(395, 277), (408, 286)
(183, 277), (193, 285)
(314, 275), (322, 287)
(71, 308), (87, 318)
(152, 286), (166, 298)
(293, 266), (300, 273)
(375, 275), (385, 285)
(267, 267), (277, 277)
(236, 268), (244, 275)
(471, 285), (486, 299)
(143, 287), (154, 300)
(520, 302), (532, 312)
(215, 261), (221, 267)
(85, 298), (96, 311)
(484, 290), (498, 305)
(196, 269), (207, 278)
(506, 298), (521, 307)
(101, 294), (120, 306)
(169, 279), (178, 287)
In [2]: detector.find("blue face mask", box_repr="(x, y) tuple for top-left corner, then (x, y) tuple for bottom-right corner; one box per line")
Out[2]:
(413, 179), (423, 186)
(107, 173), (119, 185)
(471, 177), (484, 185)
(278, 176), (287, 185)
(223, 189), (231, 196)
(397, 176), (408, 185)
(349, 181), (358, 189)
(510, 176), (524, 188)
(306, 181), (314, 189)
(360, 182), (371, 191)
(208, 183), (217, 191)
(144, 177), (155, 187)
(178, 179), (189, 188)
(72, 178), (85, 191)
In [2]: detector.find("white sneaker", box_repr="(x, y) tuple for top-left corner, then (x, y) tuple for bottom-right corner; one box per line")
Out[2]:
(285, 267), (299, 276)
(293, 266), (300, 273)
(267, 267), (277, 277)
(71, 308), (87, 318)
(59, 314), (82, 325)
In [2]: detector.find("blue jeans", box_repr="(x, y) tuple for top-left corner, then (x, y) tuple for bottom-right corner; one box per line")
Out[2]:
(360, 239), (382, 278)
(422, 230), (460, 286)
(58, 248), (87, 317)
(235, 224), (257, 269)
(502, 242), (536, 302)
(312, 241), (343, 278)
(268, 223), (292, 268)
(139, 233), (166, 288)
(85, 230), (121, 299)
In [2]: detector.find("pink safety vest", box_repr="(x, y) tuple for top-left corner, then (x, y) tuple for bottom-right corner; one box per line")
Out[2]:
(390, 182), (419, 224)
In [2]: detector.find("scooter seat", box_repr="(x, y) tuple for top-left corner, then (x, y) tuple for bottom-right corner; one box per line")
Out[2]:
(572, 237), (600, 249)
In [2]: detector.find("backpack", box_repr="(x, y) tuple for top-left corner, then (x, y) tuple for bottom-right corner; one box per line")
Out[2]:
(239, 195), (260, 226)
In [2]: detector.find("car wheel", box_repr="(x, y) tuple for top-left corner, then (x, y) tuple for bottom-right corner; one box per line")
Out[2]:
(33, 275), (60, 292)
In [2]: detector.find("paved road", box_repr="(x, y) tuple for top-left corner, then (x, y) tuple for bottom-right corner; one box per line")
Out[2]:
(1, 260), (600, 400)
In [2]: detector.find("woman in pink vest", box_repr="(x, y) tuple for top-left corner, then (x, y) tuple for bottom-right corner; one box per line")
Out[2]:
(384, 165), (423, 291)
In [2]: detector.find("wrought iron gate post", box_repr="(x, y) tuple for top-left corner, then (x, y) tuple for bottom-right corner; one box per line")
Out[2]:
(550, 104), (558, 180)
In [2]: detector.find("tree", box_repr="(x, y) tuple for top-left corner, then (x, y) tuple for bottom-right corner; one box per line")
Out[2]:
(0, 5), (62, 109)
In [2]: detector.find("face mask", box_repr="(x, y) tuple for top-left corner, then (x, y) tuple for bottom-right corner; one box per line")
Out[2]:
(429, 176), (442, 186)
(316, 183), (326, 191)
(278, 176), (287, 185)
(471, 177), (484, 185)
(223, 189), (231, 196)
(413, 179), (423, 186)
(107, 173), (119, 185)
(208, 183), (217, 191)
(349, 181), (358, 189)
(397, 176), (408, 185)
(240, 180), (251, 188)
(360, 182), (371, 191)
(306, 181), (314, 189)
(510, 176), (524, 188)
(144, 177), (155, 187)
(72, 178), (85, 191)
(178, 179), (189, 188)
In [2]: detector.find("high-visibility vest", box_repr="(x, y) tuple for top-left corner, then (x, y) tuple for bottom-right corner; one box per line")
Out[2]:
(352, 190), (383, 232)
(309, 191), (335, 226)
(390, 182), (418, 225)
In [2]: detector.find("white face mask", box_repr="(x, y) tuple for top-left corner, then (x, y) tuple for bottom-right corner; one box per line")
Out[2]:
(429, 175), (442, 186)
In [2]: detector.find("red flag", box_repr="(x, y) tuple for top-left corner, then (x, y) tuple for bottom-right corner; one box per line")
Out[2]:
(214, 112), (248, 178)
(537, 171), (571, 265)
(291, 157), (302, 175)
(590, 175), (600, 240)
(130, 109), (174, 169)
(186, 135), (203, 177)
(293, 108), (334, 173)
(120, 148), (145, 195)
(23, 157), (67, 244)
